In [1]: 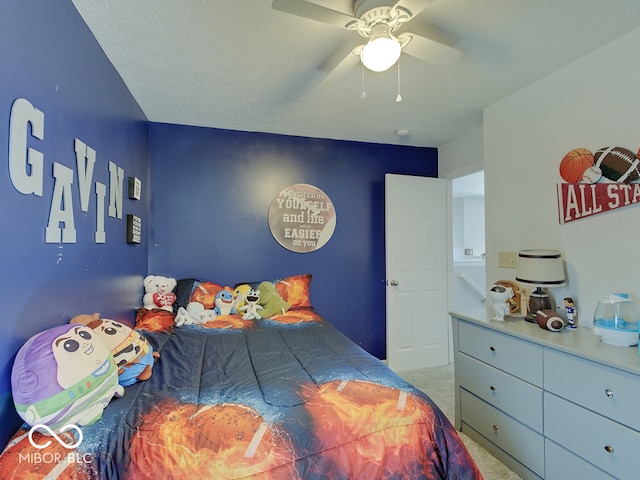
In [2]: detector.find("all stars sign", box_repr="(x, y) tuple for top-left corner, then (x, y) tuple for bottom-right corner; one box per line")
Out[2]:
(556, 146), (640, 224)
(557, 182), (640, 224)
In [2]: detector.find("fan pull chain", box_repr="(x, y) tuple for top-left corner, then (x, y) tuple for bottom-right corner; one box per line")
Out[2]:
(360, 64), (366, 100)
(396, 58), (402, 102)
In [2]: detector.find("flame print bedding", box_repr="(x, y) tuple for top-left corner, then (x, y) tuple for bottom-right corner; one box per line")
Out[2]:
(0, 310), (482, 479)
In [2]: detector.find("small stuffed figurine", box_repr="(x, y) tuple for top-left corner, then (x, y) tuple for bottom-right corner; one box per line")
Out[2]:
(174, 302), (217, 326)
(142, 275), (177, 312)
(239, 288), (263, 320)
(233, 284), (252, 312)
(70, 313), (159, 387)
(489, 284), (514, 322)
(257, 281), (290, 318)
(11, 324), (123, 433)
(214, 289), (237, 316)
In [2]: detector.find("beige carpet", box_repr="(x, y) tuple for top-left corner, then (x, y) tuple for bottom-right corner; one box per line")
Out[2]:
(397, 364), (523, 480)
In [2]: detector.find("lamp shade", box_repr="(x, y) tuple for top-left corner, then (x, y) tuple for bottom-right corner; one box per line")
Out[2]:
(515, 249), (566, 287)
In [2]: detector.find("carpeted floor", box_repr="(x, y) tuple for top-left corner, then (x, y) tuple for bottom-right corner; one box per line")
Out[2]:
(397, 364), (523, 480)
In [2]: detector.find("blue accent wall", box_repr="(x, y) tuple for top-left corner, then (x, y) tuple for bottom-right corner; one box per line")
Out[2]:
(0, 1), (149, 445)
(0, 0), (437, 449)
(149, 124), (437, 358)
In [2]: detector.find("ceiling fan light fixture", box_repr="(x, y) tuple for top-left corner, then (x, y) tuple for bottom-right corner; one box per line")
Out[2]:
(360, 24), (401, 72)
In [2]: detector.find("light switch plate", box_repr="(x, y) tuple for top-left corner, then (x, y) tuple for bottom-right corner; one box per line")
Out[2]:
(498, 251), (517, 268)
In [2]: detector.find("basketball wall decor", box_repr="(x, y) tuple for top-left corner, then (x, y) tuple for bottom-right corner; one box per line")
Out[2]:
(559, 148), (594, 183)
(557, 145), (640, 224)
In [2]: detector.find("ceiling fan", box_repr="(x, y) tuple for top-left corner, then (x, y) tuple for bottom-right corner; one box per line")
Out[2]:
(271, 0), (463, 85)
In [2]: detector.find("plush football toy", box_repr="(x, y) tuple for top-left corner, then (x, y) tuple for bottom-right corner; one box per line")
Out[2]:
(142, 275), (177, 312)
(70, 314), (159, 387)
(257, 281), (290, 318)
(11, 324), (123, 433)
(535, 309), (564, 332)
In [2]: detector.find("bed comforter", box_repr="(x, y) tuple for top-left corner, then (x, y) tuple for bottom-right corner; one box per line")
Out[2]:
(0, 309), (481, 479)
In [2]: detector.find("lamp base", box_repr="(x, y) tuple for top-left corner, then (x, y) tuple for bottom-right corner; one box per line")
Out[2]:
(525, 288), (552, 323)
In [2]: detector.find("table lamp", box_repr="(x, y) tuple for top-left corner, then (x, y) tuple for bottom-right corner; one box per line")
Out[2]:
(515, 249), (566, 322)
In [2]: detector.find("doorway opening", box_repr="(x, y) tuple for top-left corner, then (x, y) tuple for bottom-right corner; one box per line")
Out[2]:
(451, 171), (486, 312)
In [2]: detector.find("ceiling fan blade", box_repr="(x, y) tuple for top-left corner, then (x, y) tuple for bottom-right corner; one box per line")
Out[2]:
(271, 0), (357, 28)
(319, 45), (363, 87)
(398, 31), (463, 66)
(392, 0), (435, 18)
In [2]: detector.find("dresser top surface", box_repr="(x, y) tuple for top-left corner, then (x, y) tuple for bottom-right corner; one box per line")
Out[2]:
(451, 308), (640, 375)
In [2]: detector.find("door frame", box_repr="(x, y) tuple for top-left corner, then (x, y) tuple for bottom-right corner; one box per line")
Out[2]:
(442, 164), (485, 364)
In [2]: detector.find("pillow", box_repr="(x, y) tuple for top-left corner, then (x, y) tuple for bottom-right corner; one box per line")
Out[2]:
(11, 324), (123, 432)
(275, 274), (313, 308)
(135, 307), (175, 332)
(173, 278), (198, 309)
(70, 315), (159, 387)
(188, 281), (224, 309)
(174, 278), (224, 310)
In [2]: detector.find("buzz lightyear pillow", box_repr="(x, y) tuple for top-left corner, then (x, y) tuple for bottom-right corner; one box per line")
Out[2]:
(11, 324), (123, 434)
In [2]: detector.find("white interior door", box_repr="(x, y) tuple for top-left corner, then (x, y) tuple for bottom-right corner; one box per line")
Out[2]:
(385, 174), (449, 372)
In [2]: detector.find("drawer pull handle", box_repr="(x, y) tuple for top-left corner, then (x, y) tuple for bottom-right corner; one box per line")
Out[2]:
(489, 385), (496, 391)
(605, 389), (614, 398)
(604, 445), (614, 453)
(492, 425), (499, 432)
(489, 346), (496, 352)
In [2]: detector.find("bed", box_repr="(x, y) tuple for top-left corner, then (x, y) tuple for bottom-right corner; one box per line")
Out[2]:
(0, 275), (482, 479)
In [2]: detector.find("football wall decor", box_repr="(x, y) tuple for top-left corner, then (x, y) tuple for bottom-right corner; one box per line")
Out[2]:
(557, 146), (640, 224)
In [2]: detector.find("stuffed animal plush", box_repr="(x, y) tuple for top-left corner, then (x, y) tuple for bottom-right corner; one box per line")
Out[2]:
(257, 281), (290, 318)
(174, 302), (217, 326)
(213, 288), (237, 316)
(11, 324), (124, 433)
(70, 313), (159, 387)
(233, 284), (252, 312)
(239, 288), (263, 320)
(143, 275), (177, 312)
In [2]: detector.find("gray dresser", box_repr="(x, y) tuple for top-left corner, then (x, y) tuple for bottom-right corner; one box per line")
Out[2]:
(451, 309), (640, 480)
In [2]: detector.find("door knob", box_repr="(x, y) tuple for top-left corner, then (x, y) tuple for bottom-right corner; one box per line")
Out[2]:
(386, 280), (399, 286)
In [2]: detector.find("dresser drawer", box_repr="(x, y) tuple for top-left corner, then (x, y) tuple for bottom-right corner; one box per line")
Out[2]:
(545, 439), (615, 480)
(544, 392), (640, 480)
(458, 320), (543, 386)
(460, 389), (544, 476)
(459, 353), (543, 432)
(544, 348), (640, 431)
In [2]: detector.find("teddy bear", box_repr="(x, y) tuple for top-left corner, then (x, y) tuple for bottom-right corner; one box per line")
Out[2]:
(70, 313), (160, 387)
(142, 275), (177, 312)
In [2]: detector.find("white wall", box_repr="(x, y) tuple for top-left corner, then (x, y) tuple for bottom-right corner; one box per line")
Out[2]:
(439, 128), (483, 179)
(484, 26), (640, 327)
(452, 196), (485, 261)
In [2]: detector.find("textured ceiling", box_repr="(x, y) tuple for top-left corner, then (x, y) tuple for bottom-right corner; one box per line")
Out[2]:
(71, 0), (640, 149)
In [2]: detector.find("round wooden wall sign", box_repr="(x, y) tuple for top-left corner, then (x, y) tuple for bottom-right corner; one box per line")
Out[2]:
(268, 184), (336, 253)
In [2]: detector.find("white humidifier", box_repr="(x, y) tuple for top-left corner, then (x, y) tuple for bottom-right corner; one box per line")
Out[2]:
(592, 293), (639, 347)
